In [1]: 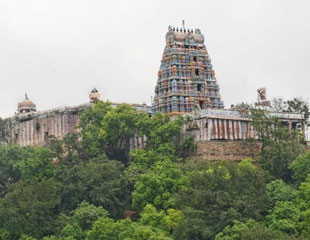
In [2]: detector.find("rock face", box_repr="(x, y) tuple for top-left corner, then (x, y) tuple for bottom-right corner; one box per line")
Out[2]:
(194, 140), (262, 161)
(152, 26), (224, 115)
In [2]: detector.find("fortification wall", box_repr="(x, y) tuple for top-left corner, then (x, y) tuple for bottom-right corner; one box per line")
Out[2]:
(194, 140), (262, 161)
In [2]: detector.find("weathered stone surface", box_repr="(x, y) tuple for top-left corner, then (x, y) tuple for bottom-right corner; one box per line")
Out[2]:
(2, 102), (152, 147)
(193, 140), (262, 161)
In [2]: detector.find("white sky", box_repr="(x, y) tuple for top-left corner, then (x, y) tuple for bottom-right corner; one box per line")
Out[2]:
(0, 0), (310, 117)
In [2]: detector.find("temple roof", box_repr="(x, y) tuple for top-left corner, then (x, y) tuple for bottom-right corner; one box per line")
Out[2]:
(17, 94), (36, 114)
(89, 87), (101, 102)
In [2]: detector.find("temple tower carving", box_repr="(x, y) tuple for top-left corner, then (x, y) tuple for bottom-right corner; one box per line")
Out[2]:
(152, 26), (224, 115)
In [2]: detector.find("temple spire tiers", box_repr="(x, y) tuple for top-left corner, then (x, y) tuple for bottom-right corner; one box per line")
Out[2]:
(17, 93), (36, 114)
(152, 25), (224, 116)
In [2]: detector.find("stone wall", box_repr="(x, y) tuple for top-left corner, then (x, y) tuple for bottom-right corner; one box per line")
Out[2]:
(3, 102), (152, 147)
(7, 112), (80, 146)
(193, 140), (262, 161)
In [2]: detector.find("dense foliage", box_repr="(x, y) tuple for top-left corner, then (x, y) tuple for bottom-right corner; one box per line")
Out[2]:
(0, 118), (8, 144)
(0, 100), (309, 240)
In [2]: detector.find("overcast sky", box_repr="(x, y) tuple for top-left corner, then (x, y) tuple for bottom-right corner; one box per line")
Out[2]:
(0, 0), (310, 117)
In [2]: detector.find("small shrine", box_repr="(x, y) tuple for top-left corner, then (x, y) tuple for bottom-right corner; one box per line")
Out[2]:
(89, 87), (101, 103)
(17, 94), (36, 114)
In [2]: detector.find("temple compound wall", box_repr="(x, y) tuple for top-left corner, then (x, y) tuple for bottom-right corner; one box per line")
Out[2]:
(2, 106), (305, 162)
(184, 109), (305, 141)
(5, 105), (84, 146)
(3, 102), (151, 147)
(184, 109), (305, 161)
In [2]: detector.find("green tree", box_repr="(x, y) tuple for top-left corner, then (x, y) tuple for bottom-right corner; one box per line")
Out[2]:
(0, 229), (11, 240)
(57, 201), (109, 240)
(59, 156), (130, 218)
(125, 148), (172, 185)
(290, 152), (310, 185)
(264, 176), (310, 238)
(125, 113), (194, 186)
(0, 178), (61, 239)
(87, 218), (173, 240)
(174, 159), (268, 240)
(0, 145), (58, 197)
(286, 98), (310, 120)
(0, 144), (24, 196)
(65, 201), (109, 230)
(86, 204), (181, 240)
(215, 220), (302, 240)
(41, 236), (59, 240)
(86, 217), (132, 240)
(252, 110), (305, 181)
(48, 134), (85, 167)
(132, 160), (188, 211)
(139, 204), (184, 234)
(18, 235), (37, 240)
(267, 201), (302, 235)
(144, 114), (184, 150)
(266, 180), (297, 207)
(79, 101), (112, 159)
(297, 175), (310, 238)
(0, 118), (8, 145)
(79, 101), (145, 163)
(101, 103), (145, 163)
(13, 146), (57, 180)
(271, 97), (309, 120)
(251, 109), (278, 145)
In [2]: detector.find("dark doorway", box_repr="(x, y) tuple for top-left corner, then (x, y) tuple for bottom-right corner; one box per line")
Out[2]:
(199, 101), (204, 109)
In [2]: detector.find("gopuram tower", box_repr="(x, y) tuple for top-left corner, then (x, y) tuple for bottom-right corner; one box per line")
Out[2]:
(152, 25), (224, 115)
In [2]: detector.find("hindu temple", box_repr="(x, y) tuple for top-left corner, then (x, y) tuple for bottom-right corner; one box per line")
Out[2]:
(0, 24), (307, 161)
(152, 25), (224, 115)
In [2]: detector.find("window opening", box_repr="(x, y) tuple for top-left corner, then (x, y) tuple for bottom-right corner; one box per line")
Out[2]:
(197, 84), (202, 91)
